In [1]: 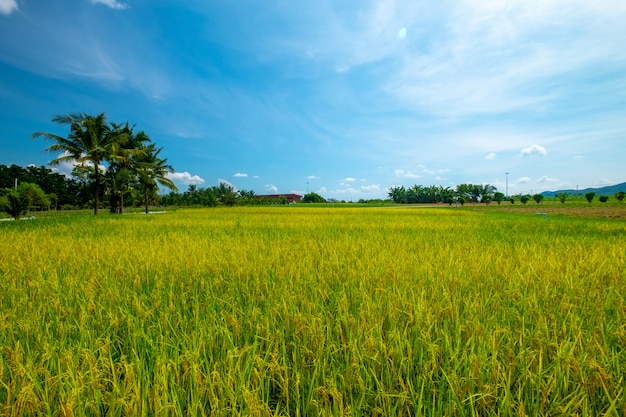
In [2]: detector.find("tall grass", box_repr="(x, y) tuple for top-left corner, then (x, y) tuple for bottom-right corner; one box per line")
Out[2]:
(1, 207), (625, 416)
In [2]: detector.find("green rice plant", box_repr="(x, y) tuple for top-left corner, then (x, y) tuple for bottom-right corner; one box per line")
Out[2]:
(0, 207), (625, 416)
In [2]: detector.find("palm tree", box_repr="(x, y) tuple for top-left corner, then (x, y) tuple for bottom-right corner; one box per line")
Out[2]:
(105, 124), (151, 214)
(134, 144), (178, 213)
(33, 112), (113, 214)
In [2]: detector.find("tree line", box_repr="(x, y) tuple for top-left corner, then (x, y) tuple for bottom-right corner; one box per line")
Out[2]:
(388, 184), (505, 205)
(388, 184), (625, 205)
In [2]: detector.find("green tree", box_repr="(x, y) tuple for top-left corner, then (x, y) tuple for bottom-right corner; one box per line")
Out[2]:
(615, 191), (625, 203)
(33, 112), (114, 215)
(585, 192), (595, 203)
(1, 189), (30, 219)
(455, 184), (473, 203)
(493, 192), (505, 205)
(17, 182), (50, 211)
(214, 182), (236, 206)
(236, 189), (257, 205)
(599, 195), (609, 203)
(532, 194), (544, 204)
(520, 195), (530, 205)
(302, 192), (326, 203)
(105, 123), (151, 214)
(388, 186), (407, 204)
(557, 193), (567, 204)
(134, 144), (178, 213)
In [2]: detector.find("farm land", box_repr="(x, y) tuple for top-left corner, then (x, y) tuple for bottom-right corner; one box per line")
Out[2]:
(1, 205), (625, 416)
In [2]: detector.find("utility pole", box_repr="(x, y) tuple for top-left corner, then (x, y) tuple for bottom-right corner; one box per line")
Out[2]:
(505, 172), (509, 198)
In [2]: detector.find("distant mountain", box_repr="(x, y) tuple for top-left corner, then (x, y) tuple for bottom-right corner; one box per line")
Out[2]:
(542, 182), (626, 197)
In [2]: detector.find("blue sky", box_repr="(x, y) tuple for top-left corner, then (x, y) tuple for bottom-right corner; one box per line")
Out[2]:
(1, 0), (625, 199)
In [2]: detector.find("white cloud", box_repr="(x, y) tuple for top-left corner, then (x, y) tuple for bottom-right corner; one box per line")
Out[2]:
(342, 177), (356, 182)
(536, 175), (558, 183)
(218, 178), (236, 189)
(520, 144), (548, 157)
(517, 177), (532, 184)
(307, 175), (319, 179)
(394, 169), (420, 178)
(0, 0), (18, 15)
(485, 152), (497, 160)
(265, 184), (278, 193)
(91, 0), (128, 10)
(233, 172), (248, 177)
(166, 172), (205, 186)
(361, 184), (381, 192)
(318, 186), (327, 194)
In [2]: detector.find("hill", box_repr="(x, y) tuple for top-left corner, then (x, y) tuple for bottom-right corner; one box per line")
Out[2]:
(542, 182), (626, 197)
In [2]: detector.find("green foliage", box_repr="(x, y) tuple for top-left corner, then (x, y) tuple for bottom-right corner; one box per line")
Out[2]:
(1, 189), (30, 219)
(493, 192), (505, 205)
(33, 112), (176, 215)
(17, 182), (50, 210)
(599, 195), (609, 203)
(0, 164), (82, 208)
(520, 195), (530, 204)
(302, 192), (326, 203)
(388, 184), (498, 205)
(585, 191), (596, 203)
(615, 191), (625, 203)
(532, 193), (544, 204)
(557, 192), (567, 203)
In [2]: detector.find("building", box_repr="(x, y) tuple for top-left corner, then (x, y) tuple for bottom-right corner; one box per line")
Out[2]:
(255, 193), (302, 203)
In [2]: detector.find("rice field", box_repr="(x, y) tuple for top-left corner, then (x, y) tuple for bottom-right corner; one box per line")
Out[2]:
(1, 206), (625, 416)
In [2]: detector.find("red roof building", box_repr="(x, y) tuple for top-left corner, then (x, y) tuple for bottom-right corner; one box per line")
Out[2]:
(255, 193), (302, 203)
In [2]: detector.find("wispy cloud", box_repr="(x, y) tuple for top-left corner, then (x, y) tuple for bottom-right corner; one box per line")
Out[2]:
(537, 175), (558, 183)
(264, 184), (278, 193)
(382, 0), (626, 117)
(91, 0), (128, 10)
(233, 172), (248, 177)
(0, 0), (18, 15)
(485, 153), (496, 160)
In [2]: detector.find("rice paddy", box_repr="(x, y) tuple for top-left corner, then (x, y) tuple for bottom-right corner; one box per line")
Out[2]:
(1, 206), (625, 416)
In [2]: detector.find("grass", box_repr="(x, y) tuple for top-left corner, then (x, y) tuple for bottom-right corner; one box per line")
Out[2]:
(1, 206), (625, 416)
